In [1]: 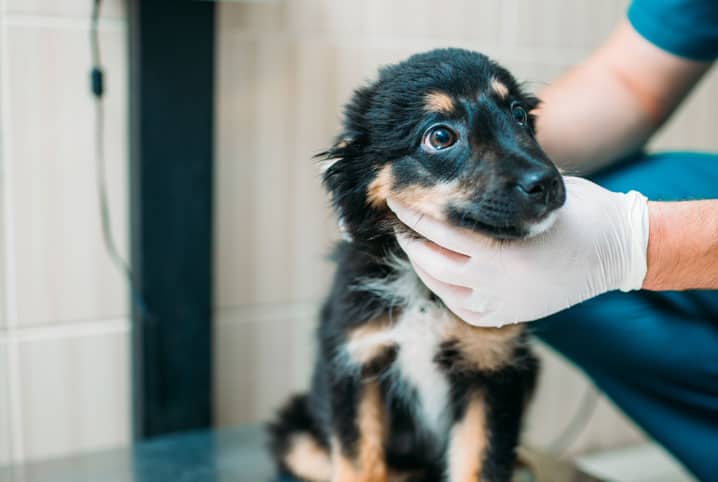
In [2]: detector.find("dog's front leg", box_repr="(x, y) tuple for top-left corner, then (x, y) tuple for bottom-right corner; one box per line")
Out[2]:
(329, 377), (389, 482)
(444, 360), (538, 482)
(445, 389), (490, 482)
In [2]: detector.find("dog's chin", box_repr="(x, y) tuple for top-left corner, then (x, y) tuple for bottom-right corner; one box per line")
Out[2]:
(448, 209), (558, 240)
(524, 211), (558, 238)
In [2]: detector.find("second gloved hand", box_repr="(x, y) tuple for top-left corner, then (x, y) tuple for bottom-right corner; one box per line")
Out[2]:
(387, 176), (650, 327)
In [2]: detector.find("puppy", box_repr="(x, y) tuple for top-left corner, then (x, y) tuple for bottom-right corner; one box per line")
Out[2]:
(268, 48), (566, 482)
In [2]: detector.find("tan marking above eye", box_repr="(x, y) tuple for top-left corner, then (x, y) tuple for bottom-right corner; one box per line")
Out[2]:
(490, 77), (509, 99)
(424, 91), (455, 113)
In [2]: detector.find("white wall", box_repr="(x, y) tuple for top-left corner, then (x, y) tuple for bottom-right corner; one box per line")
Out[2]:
(0, 0), (130, 464)
(213, 0), (718, 457)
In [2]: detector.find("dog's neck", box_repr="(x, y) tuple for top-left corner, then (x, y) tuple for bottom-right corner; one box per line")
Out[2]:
(350, 246), (433, 308)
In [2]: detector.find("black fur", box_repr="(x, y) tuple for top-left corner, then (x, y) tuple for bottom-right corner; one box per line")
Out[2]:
(267, 48), (566, 482)
(267, 394), (328, 473)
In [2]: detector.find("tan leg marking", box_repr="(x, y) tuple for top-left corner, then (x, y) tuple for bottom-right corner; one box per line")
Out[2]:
(357, 382), (388, 481)
(442, 315), (522, 372)
(285, 434), (332, 482)
(331, 438), (358, 482)
(331, 383), (388, 482)
(424, 91), (455, 113)
(447, 394), (488, 482)
(490, 78), (509, 99)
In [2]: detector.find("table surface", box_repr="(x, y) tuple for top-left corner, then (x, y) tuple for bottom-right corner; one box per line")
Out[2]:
(0, 425), (604, 482)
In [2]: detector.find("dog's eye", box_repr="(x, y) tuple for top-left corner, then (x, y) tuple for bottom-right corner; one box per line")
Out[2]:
(511, 102), (528, 125)
(423, 125), (457, 151)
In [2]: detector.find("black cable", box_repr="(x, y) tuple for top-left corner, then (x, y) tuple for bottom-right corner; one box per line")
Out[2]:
(90, 0), (151, 320)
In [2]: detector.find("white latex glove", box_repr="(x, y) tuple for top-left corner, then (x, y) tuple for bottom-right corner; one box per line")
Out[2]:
(387, 176), (649, 327)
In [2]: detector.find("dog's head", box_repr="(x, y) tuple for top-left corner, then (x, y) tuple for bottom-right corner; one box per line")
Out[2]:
(320, 48), (565, 243)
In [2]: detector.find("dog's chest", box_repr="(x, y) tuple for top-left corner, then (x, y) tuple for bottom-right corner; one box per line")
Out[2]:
(389, 302), (453, 438)
(346, 263), (456, 438)
(344, 256), (520, 443)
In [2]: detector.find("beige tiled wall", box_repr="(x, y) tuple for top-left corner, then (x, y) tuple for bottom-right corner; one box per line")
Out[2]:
(15, 324), (129, 461)
(0, 341), (10, 464)
(0, 0), (130, 464)
(214, 0), (718, 456)
(215, 305), (317, 426)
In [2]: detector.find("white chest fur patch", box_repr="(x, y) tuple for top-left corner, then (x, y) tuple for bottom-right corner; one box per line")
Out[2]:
(346, 254), (454, 439)
(389, 302), (452, 438)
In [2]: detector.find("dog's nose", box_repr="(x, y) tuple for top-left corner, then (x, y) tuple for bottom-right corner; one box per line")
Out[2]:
(515, 169), (564, 211)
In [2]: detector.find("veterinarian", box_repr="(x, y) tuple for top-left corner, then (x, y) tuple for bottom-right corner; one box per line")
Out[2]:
(389, 0), (717, 480)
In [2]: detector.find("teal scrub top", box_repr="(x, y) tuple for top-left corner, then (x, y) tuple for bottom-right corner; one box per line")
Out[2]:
(628, 0), (718, 61)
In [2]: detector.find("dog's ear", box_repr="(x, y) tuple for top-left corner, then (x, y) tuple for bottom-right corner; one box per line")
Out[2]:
(315, 136), (361, 242)
(316, 136), (353, 178)
(316, 81), (377, 189)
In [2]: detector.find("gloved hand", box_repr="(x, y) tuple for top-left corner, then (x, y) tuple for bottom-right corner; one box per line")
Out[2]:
(387, 176), (650, 327)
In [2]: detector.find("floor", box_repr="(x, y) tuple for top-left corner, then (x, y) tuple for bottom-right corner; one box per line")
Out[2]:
(0, 425), (601, 482)
(0, 425), (694, 482)
(577, 443), (697, 482)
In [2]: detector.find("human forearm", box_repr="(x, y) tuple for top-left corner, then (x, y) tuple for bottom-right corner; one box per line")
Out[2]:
(643, 200), (718, 290)
(536, 49), (653, 173)
(536, 20), (710, 174)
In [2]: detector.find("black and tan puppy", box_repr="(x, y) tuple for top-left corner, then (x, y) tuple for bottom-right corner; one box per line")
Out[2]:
(268, 48), (566, 482)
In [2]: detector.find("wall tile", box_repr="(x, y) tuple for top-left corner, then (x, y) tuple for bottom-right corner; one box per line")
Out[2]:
(3, 0), (125, 19)
(1, 7), (7, 331)
(0, 191), (5, 330)
(217, 2), (285, 35)
(500, 60), (575, 93)
(315, 0), (365, 36)
(0, 21), (5, 330)
(0, 340), (11, 465)
(219, 0), (503, 40)
(214, 34), (338, 309)
(501, 0), (627, 51)
(361, 0), (502, 41)
(6, 24), (128, 326)
(651, 68), (718, 153)
(214, 307), (317, 426)
(16, 325), (130, 461)
(214, 35), (296, 307)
